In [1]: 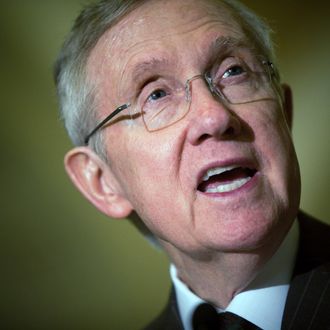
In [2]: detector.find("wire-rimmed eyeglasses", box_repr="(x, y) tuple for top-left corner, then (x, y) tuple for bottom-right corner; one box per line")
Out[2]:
(84, 58), (276, 145)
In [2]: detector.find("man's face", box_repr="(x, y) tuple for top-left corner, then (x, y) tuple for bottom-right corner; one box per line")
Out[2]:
(87, 0), (301, 256)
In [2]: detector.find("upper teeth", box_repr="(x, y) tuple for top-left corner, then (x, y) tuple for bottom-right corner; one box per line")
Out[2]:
(202, 166), (236, 182)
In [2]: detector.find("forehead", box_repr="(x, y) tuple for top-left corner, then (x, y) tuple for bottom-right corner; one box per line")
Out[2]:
(87, 0), (246, 106)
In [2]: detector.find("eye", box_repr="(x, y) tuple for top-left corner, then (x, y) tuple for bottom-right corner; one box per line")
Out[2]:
(148, 89), (167, 102)
(212, 58), (250, 87)
(222, 65), (245, 78)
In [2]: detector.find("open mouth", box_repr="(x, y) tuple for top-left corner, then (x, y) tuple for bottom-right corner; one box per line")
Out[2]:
(197, 166), (257, 193)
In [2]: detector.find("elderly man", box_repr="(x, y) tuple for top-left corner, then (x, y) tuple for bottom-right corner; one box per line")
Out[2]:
(54, 0), (330, 329)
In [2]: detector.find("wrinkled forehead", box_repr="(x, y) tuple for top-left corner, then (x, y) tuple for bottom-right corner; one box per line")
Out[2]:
(107, 0), (239, 44)
(87, 0), (246, 104)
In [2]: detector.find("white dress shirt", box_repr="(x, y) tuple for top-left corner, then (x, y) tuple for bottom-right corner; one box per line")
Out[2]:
(170, 220), (299, 330)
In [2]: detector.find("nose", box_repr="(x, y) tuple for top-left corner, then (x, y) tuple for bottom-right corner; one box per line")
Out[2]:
(185, 76), (242, 145)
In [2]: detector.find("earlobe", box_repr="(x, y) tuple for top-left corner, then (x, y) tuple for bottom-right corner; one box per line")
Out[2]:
(64, 147), (133, 219)
(281, 83), (294, 130)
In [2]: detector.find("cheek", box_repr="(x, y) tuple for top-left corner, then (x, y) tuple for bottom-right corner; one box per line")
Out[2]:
(251, 105), (300, 200)
(110, 132), (196, 240)
(250, 103), (293, 163)
(108, 130), (181, 204)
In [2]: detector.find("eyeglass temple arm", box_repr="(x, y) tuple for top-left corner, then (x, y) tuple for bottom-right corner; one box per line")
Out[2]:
(84, 103), (130, 145)
(262, 60), (277, 79)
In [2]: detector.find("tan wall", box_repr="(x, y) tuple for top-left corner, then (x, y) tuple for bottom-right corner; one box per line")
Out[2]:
(1, 1), (329, 329)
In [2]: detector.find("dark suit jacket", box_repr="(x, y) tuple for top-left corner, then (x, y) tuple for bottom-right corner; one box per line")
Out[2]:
(145, 212), (330, 330)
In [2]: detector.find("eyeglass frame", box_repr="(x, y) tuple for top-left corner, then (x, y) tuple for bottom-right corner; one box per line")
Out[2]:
(84, 60), (276, 145)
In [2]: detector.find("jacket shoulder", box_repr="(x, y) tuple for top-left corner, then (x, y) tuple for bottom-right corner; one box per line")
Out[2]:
(296, 211), (330, 273)
(143, 289), (183, 330)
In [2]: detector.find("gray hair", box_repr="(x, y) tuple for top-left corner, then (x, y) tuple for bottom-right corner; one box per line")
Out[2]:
(54, 0), (148, 157)
(54, 0), (278, 246)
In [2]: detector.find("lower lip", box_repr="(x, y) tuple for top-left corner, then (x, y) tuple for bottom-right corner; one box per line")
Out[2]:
(198, 171), (260, 198)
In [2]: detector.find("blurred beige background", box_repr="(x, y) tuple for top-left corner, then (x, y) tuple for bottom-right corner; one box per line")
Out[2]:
(1, 1), (329, 329)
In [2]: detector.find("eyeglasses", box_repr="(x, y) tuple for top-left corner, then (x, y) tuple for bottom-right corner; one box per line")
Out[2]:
(84, 58), (276, 145)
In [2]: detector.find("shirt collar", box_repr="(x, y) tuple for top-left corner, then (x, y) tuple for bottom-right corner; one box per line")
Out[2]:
(170, 220), (299, 330)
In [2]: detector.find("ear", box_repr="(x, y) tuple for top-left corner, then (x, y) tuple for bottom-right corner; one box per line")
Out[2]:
(64, 146), (133, 219)
(281, 83), (294, 130)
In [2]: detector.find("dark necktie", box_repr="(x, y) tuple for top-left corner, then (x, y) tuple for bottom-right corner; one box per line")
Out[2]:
(192, 303), (262, 330)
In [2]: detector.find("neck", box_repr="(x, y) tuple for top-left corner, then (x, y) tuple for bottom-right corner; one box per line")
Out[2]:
(177, 252), (263, 308)
(161, 238), (284, 308)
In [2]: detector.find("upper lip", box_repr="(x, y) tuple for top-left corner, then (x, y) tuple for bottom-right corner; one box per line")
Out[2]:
(201, 165), (238, 182)
(196, 158), (258, 188)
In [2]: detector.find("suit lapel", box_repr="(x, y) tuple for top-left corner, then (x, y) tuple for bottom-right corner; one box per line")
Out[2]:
(282, 263), (330, 329)
(143, 288), (184, 330)
(282, 212), (330, 329)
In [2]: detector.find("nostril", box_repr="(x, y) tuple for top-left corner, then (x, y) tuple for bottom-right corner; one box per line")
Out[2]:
(197, 122), (239, 143)
(198, 133), (211, 144)
(225, 126), (235, 136)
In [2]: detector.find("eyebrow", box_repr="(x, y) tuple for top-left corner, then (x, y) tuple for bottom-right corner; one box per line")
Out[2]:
(124, 36), (253, 90)
(130, 57), (171, 85)
(207, 36), (255, 60)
